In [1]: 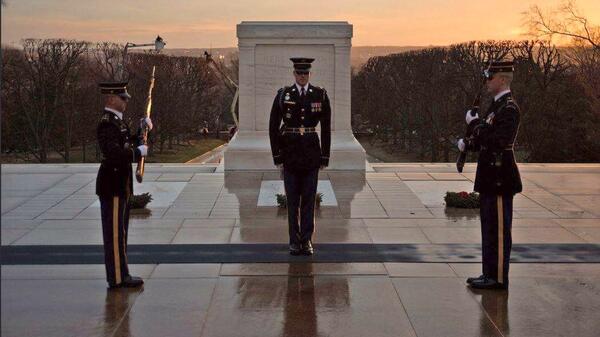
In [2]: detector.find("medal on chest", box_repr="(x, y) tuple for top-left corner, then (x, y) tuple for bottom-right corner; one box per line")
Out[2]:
(311, 102), (322, 113)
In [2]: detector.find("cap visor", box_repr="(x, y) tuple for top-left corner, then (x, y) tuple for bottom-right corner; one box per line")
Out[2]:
(118, 92), (131, 100)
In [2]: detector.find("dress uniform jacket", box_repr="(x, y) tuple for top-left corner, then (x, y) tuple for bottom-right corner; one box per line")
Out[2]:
(470, 93), (522, 195)
(269, 84), (331, 170)
(96, 109), (142, 197)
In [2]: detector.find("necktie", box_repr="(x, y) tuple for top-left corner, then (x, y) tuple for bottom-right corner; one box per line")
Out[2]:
(301, 87), (305, 97)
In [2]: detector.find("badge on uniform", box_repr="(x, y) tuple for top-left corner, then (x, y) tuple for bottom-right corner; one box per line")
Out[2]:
(285, 113), (291, 119)
(285, 93), (290, 101)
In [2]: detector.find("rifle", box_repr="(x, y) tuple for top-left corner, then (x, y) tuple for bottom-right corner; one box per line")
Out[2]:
(456, 79), (485, 173)
(135, 66), (156, 183)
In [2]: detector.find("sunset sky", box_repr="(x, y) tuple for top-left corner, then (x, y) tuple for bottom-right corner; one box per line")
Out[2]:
(2, 0), (599, 48)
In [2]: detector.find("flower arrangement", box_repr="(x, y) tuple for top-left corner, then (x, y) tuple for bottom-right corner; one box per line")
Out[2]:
(276, 192), (324, 208)
(444, 191), (480, 208)
(129, 192), (153, 209)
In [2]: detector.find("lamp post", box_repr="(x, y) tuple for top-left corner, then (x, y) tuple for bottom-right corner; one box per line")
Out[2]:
(125, 35), (166, 54)
(119, 35), (166, 80)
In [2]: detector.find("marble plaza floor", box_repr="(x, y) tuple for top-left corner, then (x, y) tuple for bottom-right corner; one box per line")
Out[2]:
(2, 163), (600, 337)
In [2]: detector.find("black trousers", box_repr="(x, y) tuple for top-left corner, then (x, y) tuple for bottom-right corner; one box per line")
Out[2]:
(283, 167), (319, 244)
(479, 193), (513, 285)
(99, 195), (131, 286)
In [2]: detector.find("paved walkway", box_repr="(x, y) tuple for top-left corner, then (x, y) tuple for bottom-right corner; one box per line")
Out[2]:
(2, 163), (600, 336)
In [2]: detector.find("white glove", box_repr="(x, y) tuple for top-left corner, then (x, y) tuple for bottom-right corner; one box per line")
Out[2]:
(457, 139), (466, 152)
(137, 145), (148, 157)
(465, 110), (479, 125)
(141, 117), (153, 130)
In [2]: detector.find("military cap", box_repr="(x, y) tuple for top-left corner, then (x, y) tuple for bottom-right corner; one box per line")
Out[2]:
(483, 61), (514, 79)
(290, 57), (315, 72)
(99, 81), (131, 100)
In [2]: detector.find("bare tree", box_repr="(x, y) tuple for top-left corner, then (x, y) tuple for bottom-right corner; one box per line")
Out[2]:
(526, 1), (599, 49)
(525, 1), (599, 116)
(352, 39), (600, 163)
(91, 42), (125, 81)
(3, 39), (88, 162)
(2, 38), (234, 163)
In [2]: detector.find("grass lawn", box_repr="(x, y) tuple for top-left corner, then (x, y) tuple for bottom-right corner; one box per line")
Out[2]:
(1, 138), (226, 164)
(357, 135), (419, 162)
(146, 138), (225, 163)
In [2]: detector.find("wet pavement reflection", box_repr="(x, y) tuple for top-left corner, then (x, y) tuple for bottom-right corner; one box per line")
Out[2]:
(3, 265), (600, 336)
(470, 288), (510, 336)
(282, 264), (319, 337)
(103, 288), (139, 336)
(3, 164), (600, 336)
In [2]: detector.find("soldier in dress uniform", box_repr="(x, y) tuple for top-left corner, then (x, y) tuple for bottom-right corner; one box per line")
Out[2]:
(458, 61), (522, 290)
(96, 81), (153, 288)
(269, 57), (331, 255)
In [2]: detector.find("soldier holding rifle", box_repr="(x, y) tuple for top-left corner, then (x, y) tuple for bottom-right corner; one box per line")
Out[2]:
(96, 79), (153, 289)
(458, 61), (522, 290)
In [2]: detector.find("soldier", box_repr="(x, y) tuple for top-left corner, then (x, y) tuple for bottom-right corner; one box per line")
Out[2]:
(269, 57), (331, 256)
(458, 61), (522, 290)
(96, 81), (152, 288)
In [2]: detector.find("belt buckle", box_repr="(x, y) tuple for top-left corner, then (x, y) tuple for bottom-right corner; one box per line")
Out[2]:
(299, 127), (305, 135)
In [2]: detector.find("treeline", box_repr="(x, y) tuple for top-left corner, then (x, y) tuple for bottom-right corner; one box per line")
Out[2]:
(352, 40), (600, 162)
(1, 39), (235, 162)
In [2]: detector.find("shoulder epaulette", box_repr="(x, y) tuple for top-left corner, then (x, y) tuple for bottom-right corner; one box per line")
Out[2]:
(100, 112), (113, 123)
(99, 112), (122, 127)
(499, 98), (519, 114)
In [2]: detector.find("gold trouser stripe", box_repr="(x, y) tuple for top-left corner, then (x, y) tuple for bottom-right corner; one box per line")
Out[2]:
(112, 196), (122, 284)
(497, 195), (504, 284)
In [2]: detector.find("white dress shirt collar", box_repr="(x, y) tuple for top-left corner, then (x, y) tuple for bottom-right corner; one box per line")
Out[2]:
(295, 83), (309, 94)
(494, 89), (511, 102)
(104, 107), (123, 120)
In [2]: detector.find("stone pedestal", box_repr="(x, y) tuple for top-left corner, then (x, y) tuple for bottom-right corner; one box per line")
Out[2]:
(224, 21), (366, 171)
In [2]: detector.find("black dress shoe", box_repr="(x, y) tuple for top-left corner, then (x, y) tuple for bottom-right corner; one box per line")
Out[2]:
(302, 241), (314, 256)
(468, 277), (507, 290)
(466, 274), (484, 284)
(109, 275), (144, 289)
(289, 243), (302, 255)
